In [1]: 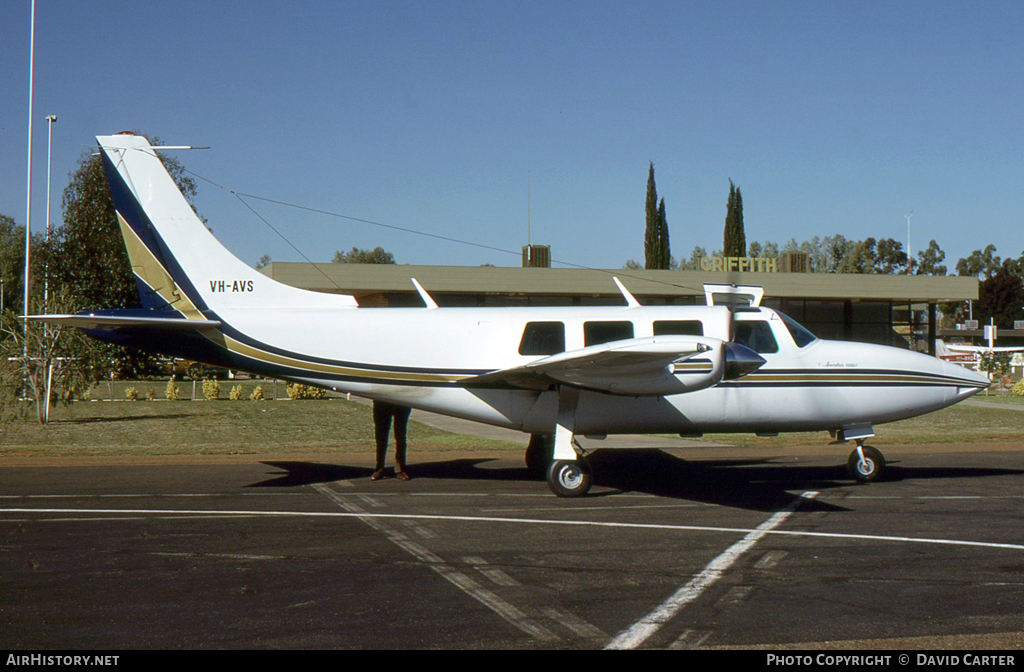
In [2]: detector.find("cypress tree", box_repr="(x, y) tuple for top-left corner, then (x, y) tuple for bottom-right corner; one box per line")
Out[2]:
(644, 163), (672, 270)
(644, 163), (659, 269)
(657, 197), (670, 269)
(723, 179), (746, 258)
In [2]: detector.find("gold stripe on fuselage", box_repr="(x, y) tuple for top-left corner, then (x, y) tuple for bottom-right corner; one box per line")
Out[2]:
(211, 331), (473, 384)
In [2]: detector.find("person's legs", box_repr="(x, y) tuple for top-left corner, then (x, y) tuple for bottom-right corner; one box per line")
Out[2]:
(372, 402), (394, 478)
(393, 405), (411, 479)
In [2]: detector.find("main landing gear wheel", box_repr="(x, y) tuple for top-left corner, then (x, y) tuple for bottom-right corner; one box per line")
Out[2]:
(546, 459), (592, 498)
(847, 444), (886, 483)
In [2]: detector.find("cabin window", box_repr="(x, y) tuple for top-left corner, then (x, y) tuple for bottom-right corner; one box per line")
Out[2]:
(779, 312), (817, 348)
(584, 321), (634, 346)
(733, 321), (779, 354)
(653, 320), (704, 337)
(519, 322), (566, 355)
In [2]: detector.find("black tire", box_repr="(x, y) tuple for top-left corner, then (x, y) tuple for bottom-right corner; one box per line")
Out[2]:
(847, 445), (886, 483)
(546, 459), (592, 497)
(525, 434), (553, 478)
(187, 362), (206, 380)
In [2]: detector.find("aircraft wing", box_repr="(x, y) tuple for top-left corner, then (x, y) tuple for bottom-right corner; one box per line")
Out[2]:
(942, 343), (1024, 353)
(25, 313), (222, 331)
(461, 336), (727, 396)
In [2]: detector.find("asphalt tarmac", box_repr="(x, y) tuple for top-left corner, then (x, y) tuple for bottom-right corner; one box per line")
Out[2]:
(1, 440), (1023, 650)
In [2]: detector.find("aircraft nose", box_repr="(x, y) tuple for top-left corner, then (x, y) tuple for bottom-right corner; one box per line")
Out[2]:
(941, 359), (991, 391)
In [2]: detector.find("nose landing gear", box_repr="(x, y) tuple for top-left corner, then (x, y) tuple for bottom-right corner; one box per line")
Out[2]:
(847, 441), (886, 483)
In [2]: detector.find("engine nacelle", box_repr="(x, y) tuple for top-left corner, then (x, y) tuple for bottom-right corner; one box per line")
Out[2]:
(546, 337), (763, 396)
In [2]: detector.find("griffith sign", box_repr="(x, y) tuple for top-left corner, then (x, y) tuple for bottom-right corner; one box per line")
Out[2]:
(699, 256), (778, 272)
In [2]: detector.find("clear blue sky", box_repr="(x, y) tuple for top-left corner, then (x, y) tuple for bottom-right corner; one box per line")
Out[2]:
(2, 1), (1023, 272)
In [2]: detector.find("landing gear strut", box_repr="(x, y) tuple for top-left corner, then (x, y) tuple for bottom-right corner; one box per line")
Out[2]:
(847, 442), (886, 483)
(541, 385), (593, 497)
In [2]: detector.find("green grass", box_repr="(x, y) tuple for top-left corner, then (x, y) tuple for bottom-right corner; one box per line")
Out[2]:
(966, 393), (1024, 405)
(2, 380), (1023, 458)
(0, 382), (518, 458)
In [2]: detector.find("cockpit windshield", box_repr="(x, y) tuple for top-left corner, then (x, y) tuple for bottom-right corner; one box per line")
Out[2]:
(778, 312), (818, 348)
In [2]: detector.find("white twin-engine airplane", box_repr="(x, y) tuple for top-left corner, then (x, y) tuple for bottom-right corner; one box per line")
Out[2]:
(34, 134), (990, 497)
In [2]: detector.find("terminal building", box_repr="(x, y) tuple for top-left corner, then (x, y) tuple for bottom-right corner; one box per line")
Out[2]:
(259, 249), (987, 357)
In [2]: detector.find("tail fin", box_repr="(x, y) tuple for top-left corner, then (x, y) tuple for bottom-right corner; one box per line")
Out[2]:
(98, 133), (357, 316)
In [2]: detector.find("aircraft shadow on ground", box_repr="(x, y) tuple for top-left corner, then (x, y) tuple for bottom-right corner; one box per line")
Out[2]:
(252, 450), (1023, 513)
(251, 452), (842, 512)
(882, 463), (1024, 482)
(585, 449), (848, 512)
(61, 413), (194, 424)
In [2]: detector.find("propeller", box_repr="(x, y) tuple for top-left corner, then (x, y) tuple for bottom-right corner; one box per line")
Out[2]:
(722, 340), (766, 379)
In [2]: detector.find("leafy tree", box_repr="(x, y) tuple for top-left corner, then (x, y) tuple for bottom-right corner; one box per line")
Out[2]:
(48, 136), (199, 312)
(0, 214), (44, 317)
(254, 254), (271, 270)
(998, 252), (1024, 279)
(673, 246), (707, 271)
(956, 245), (1001, 279)
(916, 240), (947, 276)
(978, 350), (1011, 383)
(780, 236), (829, 272)
(874, 238), (909, 274)
(747, 240), (779, 262)
(833, 236), (872, 273)
(822, 236), (909, 274)
(332, 247), (396, 264)
(0, 288), (102, 423)
(44, 134), (200, 378)
(976, 269), (1024, 329)
(723, 180), (746, 257)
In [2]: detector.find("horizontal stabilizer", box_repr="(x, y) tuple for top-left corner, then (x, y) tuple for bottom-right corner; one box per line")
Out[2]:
(26, 313), (222, 332)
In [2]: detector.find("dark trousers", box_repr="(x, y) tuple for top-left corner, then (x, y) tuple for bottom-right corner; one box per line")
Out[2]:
(373, 401), (411, 471)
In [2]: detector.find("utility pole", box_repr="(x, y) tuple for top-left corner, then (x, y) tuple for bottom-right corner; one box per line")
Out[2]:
(905, 211), (913, 273)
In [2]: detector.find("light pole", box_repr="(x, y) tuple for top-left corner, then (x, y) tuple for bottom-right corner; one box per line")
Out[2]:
(44, 114), (56, 308)
(24, 0), (36, 327)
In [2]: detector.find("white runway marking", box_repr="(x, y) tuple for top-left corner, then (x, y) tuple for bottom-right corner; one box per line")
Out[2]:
(462, 556), (520, 587)
(604, 491), (819, 650)
(309, 483), (556, 642)
(3, 505), (1023, 552)
(151, 551), (283, 561)
(670, 628), (712, 650)
(754, 550), (788, 569)
(540, 606), (607, 640)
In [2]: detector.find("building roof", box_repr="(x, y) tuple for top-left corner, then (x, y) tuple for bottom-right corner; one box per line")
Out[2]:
(261, 262), (978, 304)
